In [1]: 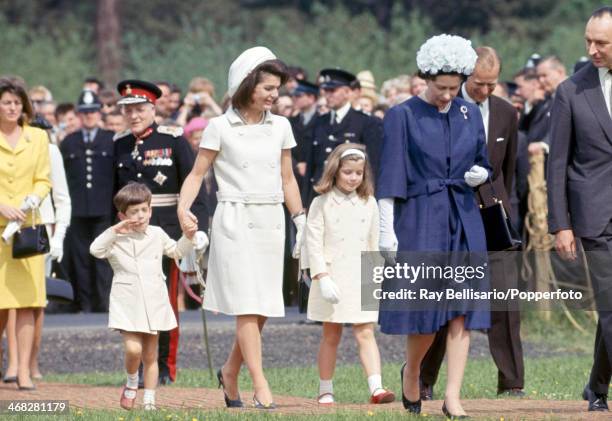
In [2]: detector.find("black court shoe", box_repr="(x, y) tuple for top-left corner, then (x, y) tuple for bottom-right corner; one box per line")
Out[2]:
(400, 362), (421, 414)
(217, 369), (244, 408)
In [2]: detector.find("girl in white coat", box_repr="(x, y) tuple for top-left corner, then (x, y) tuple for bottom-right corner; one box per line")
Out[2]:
(305, 143), (394, 405)
(90, 183), (198, 411)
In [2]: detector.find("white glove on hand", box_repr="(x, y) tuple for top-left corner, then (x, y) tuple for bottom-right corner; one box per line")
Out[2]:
(318, 275), (340, 304)
(20, 195), (41, 211)
(464, 165), (488, 188)
(292, 213), (306, 259)
(378, 198), (398, 264)
(193, 230), (209, 253)
(49, 224), (67, 262)
(49, 236), (64, 262)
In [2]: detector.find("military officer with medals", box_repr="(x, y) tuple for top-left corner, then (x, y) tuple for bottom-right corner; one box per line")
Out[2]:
(113, 80), (209, 385)
(304, 69), (383, 206)
(60, 90), (115, 313)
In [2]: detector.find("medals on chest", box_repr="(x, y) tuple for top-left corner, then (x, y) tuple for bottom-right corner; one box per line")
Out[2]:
(143, 148), (173, 166)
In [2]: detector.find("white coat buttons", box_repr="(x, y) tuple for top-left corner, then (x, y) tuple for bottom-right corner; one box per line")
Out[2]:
(86, 165), (92, 172)
(137, 156), (142, 161)
(276, 224), (281, 229)
(242, 162), (249, 168)
(137, 173), (142, 178)
(86, 174), (92, 181)
(86, 182), (92, 189)
(86, 157), (92, 164)
(325, 147), (332, 153)
(269, 161), (276, 168)
(313, 141), (318, 146)
(248, 223), (254, 228)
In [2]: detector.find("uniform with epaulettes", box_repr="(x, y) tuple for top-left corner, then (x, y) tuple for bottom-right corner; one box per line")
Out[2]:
(114, 123), (209, 238)
(113, 122), (209, 384)
(303, 68), (382, 207)
(304, 107), (382, 206)
(60, 90), (114, 313)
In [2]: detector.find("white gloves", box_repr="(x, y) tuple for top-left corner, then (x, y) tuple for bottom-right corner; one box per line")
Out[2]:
(21, 195), (41, 211)
(49, 224), (67, 262)
(193, 230), (209, 253)
(318, 275), (340, 304)
(464, 165), (488, 188)
(291, 213), (306, 259)
(378, 198), (398, 264)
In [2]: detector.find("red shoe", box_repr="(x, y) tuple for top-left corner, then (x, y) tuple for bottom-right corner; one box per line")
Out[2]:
(120, 386), (138, 410)
(369, 388), (395, 404)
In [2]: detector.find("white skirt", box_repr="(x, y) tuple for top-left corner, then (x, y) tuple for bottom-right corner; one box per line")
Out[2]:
(203, 201), (285, 317)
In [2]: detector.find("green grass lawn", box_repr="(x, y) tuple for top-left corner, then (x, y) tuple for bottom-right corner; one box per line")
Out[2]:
(32, 312), (601, 420)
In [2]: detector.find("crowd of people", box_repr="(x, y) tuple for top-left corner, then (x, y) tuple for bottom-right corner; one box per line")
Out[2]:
(0, 5), (610, 415)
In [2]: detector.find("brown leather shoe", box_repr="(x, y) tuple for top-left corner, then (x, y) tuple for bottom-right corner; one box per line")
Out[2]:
(119, 386), (138, 410)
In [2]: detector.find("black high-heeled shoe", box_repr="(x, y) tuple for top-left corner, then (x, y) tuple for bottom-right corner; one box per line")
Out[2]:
(216, 369), (243, 408)
(442, 401), (469, 419)
(400, 362), (421, 414)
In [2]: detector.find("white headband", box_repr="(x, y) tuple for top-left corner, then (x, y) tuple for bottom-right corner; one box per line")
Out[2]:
(341, 148), (366, 160)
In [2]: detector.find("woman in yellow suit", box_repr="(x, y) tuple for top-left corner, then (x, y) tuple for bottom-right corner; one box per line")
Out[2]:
(0, 77), (51, 390)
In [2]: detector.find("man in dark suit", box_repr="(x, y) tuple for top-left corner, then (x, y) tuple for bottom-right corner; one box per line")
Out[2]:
(304, 68), (382, 206)
(420, 46), (523, 398)
(60, 90), (115, 313)
(548, 7), (612, 412)
(289, 79), (319, 201)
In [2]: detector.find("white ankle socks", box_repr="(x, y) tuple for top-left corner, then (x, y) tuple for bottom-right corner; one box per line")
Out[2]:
(318, 379), (334, 403)
(143, 388), (156, 405)
(126, 371), (139, 389)
(368, 374), (383, 395)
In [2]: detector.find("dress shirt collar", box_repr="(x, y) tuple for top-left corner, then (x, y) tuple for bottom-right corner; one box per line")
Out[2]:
(331, 186), (359, 205)
(331, 101), (351, 124)
(82, 127), (99, 142)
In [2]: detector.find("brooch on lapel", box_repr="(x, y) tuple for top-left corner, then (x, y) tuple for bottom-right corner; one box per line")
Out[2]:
(460, 105), (468, 120)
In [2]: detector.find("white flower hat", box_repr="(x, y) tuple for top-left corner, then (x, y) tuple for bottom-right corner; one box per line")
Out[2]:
(416, 34), (478, 76)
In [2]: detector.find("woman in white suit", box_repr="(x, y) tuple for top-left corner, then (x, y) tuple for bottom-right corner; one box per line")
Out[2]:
(178, 47), (305, 409)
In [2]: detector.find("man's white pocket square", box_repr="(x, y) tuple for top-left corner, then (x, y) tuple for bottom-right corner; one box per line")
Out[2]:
(496, 137), (505, 142)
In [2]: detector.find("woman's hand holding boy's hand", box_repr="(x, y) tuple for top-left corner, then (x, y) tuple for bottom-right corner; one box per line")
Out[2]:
(184, 223), (197, 240)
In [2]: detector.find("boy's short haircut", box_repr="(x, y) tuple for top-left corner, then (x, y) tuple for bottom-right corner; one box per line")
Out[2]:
(113, 182), (152, 213)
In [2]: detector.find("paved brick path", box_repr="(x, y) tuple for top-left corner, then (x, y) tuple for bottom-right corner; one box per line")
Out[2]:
(1, 382), (610, 419)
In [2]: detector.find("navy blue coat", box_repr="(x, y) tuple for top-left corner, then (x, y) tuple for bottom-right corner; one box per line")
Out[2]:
(377, 96), (490, 252)
(60, 128), (115, 218)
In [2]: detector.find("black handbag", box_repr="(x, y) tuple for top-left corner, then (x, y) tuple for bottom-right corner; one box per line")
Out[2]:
(478, 178), (522, 251)
(12, 208), (50, 259)
(297, 270), (311, 314)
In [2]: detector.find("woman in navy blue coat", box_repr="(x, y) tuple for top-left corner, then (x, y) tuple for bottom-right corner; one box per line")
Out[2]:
(376, 35), (491, 418)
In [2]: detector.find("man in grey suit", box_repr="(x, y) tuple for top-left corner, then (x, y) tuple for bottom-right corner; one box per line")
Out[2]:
(548, 6), (612, 412)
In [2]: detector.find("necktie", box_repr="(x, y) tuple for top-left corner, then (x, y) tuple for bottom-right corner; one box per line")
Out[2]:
(330, 111), (336, 126)
(84, 131), (90, 144)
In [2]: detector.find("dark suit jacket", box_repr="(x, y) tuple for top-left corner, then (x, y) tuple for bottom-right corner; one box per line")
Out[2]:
(289, 112), (317, 164)
(548, 63), (612, 237)
(459, 93), (518, 215)
(520, 95), (553, 145)
(60, 128), (115, 218)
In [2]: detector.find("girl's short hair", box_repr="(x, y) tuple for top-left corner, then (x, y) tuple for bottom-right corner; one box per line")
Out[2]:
(0, 77), (34, 125)
(113, 182), (152, 213)
(314, 143), (374, 199)
(231, 59), (289, 110)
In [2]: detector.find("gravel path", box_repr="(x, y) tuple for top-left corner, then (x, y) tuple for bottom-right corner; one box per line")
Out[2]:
(34, 319), (582, 374)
